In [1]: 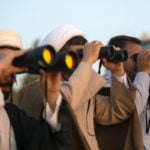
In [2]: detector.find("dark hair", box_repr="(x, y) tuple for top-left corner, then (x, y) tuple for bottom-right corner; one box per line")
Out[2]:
(0, 46), (20, 50)
(108, 35), (142, 49)
(61, 36), (88, 50)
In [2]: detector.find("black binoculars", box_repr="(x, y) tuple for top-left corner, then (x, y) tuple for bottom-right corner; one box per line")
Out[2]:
(100, 46), (128, 62)
(45, 50), (78, 72)
(76, 46), (128, 62)
(13, 45), (79, 73)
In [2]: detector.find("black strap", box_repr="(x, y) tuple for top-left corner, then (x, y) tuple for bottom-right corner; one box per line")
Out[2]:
(98, 61), (102, 74)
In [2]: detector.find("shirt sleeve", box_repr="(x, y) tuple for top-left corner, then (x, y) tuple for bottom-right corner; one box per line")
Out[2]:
(133, 72), (150, 115)
(43, 93), (62, 132)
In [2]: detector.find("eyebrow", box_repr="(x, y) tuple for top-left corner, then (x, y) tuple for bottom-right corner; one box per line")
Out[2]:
(0, 46), (20, 50)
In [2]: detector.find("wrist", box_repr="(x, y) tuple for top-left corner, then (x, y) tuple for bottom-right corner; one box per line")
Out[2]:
(82, 57), (93, 66)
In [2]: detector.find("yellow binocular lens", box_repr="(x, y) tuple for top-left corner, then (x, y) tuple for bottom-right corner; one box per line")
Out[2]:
(42, 48), (52, 65)
(65, 54), (76, 70)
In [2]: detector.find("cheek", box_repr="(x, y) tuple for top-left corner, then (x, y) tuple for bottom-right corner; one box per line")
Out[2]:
(125, 60), (136, 72)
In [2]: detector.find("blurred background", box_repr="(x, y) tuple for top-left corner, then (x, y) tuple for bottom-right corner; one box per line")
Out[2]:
(1, 0), (150, 102)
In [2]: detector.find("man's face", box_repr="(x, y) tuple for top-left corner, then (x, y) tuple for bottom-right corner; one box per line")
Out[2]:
(124, 43), (143, 80)
(0, 47), (16, 99)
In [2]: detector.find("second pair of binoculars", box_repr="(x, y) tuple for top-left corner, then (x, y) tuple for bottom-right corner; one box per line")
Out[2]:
(13, 45), (79, 74)
(77, 46), (128, 62)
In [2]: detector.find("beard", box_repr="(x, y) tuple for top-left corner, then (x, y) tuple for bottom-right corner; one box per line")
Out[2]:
(0, 82), (13, 100)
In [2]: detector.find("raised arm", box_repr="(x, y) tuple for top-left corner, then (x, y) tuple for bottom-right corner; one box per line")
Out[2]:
(95, 47), (136, 124)
(61, 41), (106, 110)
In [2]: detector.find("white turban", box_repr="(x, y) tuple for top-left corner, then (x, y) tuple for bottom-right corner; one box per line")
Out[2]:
(0, 30), (23, 49)
(41, 24), (85, 52)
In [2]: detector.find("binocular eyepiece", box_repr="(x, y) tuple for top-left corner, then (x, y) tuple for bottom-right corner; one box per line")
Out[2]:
(76, 46), (128, 62)
(13, 45), (79, 73)
(100, 46), (128, 62)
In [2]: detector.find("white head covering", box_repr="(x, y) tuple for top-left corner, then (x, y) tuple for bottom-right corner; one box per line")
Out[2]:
(0, 31), (23, 49)
(41, 24), (85, 52)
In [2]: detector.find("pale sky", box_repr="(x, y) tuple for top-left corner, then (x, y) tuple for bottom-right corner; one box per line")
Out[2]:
(1, 0), (150, 88)
(1, 0), (150, 48)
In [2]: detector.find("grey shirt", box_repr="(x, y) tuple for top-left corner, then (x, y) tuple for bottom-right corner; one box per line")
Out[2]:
(133, 72), (150, 150)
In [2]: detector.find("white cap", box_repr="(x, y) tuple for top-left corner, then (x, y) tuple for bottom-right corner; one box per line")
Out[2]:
(0, 30), (23, 49)
(41, 24), (85, 52)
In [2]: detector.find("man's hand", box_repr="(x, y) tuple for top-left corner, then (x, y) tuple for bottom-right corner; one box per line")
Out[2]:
(137, 50), (150, 74)
(0, 49), (27, 77)
(82, 41), (104, 65)
(102, 47), (125, 76)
